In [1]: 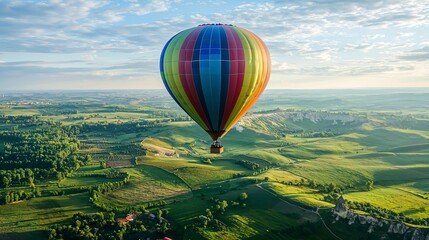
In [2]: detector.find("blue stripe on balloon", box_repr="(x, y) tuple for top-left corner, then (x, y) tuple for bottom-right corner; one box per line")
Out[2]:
(192, 27), (211, 129)
(210, 26), (222, 131)
(209, 26), (221, 131)
(160, 35), (178, 104)
(218, 26), (229, 131)
(199, 27), (215, 130)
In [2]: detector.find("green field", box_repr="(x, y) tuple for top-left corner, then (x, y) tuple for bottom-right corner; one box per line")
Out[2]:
(264, 182), (334, 208)
(59, 175), (117, 187)
(168, 184), (335, 240)
(0, 193), (98, 240)
(136, 156), (252, 187)
(344, 186), (429, 219)
(98, 165), (190, 208)
(0, 89), (428, 239)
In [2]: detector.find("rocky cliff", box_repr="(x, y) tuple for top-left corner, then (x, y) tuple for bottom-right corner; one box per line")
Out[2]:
(332, 196), (429, 240)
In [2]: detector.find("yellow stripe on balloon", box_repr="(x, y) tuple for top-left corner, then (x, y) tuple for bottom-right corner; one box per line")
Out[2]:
(222, 28), (270, 135)
(222, 27), (253, 129)
(222, 27), (269, 135)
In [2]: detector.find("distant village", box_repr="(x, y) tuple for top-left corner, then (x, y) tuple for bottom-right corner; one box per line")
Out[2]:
(117, 212), (172, 240)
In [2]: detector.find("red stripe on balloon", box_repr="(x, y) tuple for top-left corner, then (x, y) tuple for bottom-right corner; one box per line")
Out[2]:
(179, 27), (212, 130)
(220, 27), (245, 130)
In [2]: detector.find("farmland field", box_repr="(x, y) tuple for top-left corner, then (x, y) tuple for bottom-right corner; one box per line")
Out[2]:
(0, 89), (428, 239)
(0, 193), (98, 240)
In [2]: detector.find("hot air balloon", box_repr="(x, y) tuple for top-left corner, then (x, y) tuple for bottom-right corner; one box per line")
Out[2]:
(160, 24), (271, 153)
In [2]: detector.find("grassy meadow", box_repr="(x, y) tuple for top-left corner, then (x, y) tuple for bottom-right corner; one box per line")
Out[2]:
(0, 193), (98, 240)
(0, 89), (428, 239)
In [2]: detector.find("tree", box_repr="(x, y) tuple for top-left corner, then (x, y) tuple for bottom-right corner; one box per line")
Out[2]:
(308, 179), (315, 187)
(205, 209), (213, 221)
(157, 209), (163, 219)
(239, 192), (248, 202)
(100, 161), (107, 169)
(56, 172), (63, 181)
(159, 222), (169, 234)
(34, 187), (42, 197)
(84, 154), (92, 164)
(75, 219), (82, 229)
(365, 180), (374, 191)
(218, 200), (228, 213)
(5, 194), (11, 204)
(2, 176), (11, 188)
(327, 183), (336, 192)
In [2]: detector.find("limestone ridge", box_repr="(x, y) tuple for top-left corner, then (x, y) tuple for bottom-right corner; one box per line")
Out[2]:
(331, 196), (429, 240)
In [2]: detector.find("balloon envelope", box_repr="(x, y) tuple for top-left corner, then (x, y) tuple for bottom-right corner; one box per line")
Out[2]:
(160, 24), (271, 140)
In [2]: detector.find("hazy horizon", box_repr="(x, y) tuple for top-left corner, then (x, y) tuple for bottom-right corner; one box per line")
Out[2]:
(1, 86), (429, 91)
(2, 87), (429, 96)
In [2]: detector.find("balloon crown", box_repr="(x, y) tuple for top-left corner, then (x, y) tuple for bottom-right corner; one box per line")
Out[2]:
(198, 23), (234, 26)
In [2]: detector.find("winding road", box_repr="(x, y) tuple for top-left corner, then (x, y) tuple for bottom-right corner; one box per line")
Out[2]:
(256, 183), (344, 240)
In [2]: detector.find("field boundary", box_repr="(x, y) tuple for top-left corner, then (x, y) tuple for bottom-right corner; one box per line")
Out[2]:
(256, 183), (344, 240)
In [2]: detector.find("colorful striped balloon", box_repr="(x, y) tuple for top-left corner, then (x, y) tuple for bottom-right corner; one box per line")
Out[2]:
(160, 24), (271, 142)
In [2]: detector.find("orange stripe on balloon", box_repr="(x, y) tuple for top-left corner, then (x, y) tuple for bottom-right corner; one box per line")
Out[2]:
(221, 29), (271, 136)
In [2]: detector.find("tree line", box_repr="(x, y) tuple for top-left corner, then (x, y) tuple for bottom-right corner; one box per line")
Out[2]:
(49, 210), (172, 240)
(189, 192), (248, 232)
(0, 128), (84, 171)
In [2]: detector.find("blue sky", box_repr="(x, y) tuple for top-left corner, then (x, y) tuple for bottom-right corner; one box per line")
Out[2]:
(0, 0), (428, 90)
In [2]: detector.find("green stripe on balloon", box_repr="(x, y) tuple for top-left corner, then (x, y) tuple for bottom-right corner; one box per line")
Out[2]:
(163, 28), (209, 130)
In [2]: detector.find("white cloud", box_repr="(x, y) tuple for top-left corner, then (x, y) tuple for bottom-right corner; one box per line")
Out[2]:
(134, 0), (176, 15)
(398, 46), (429, 61)
(1, 0), (429, 90)
(398, 32), (415, 37)
(367, 34), (385, 39)
(271, 60), (301, 73)
(84, 50), (97, 62)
